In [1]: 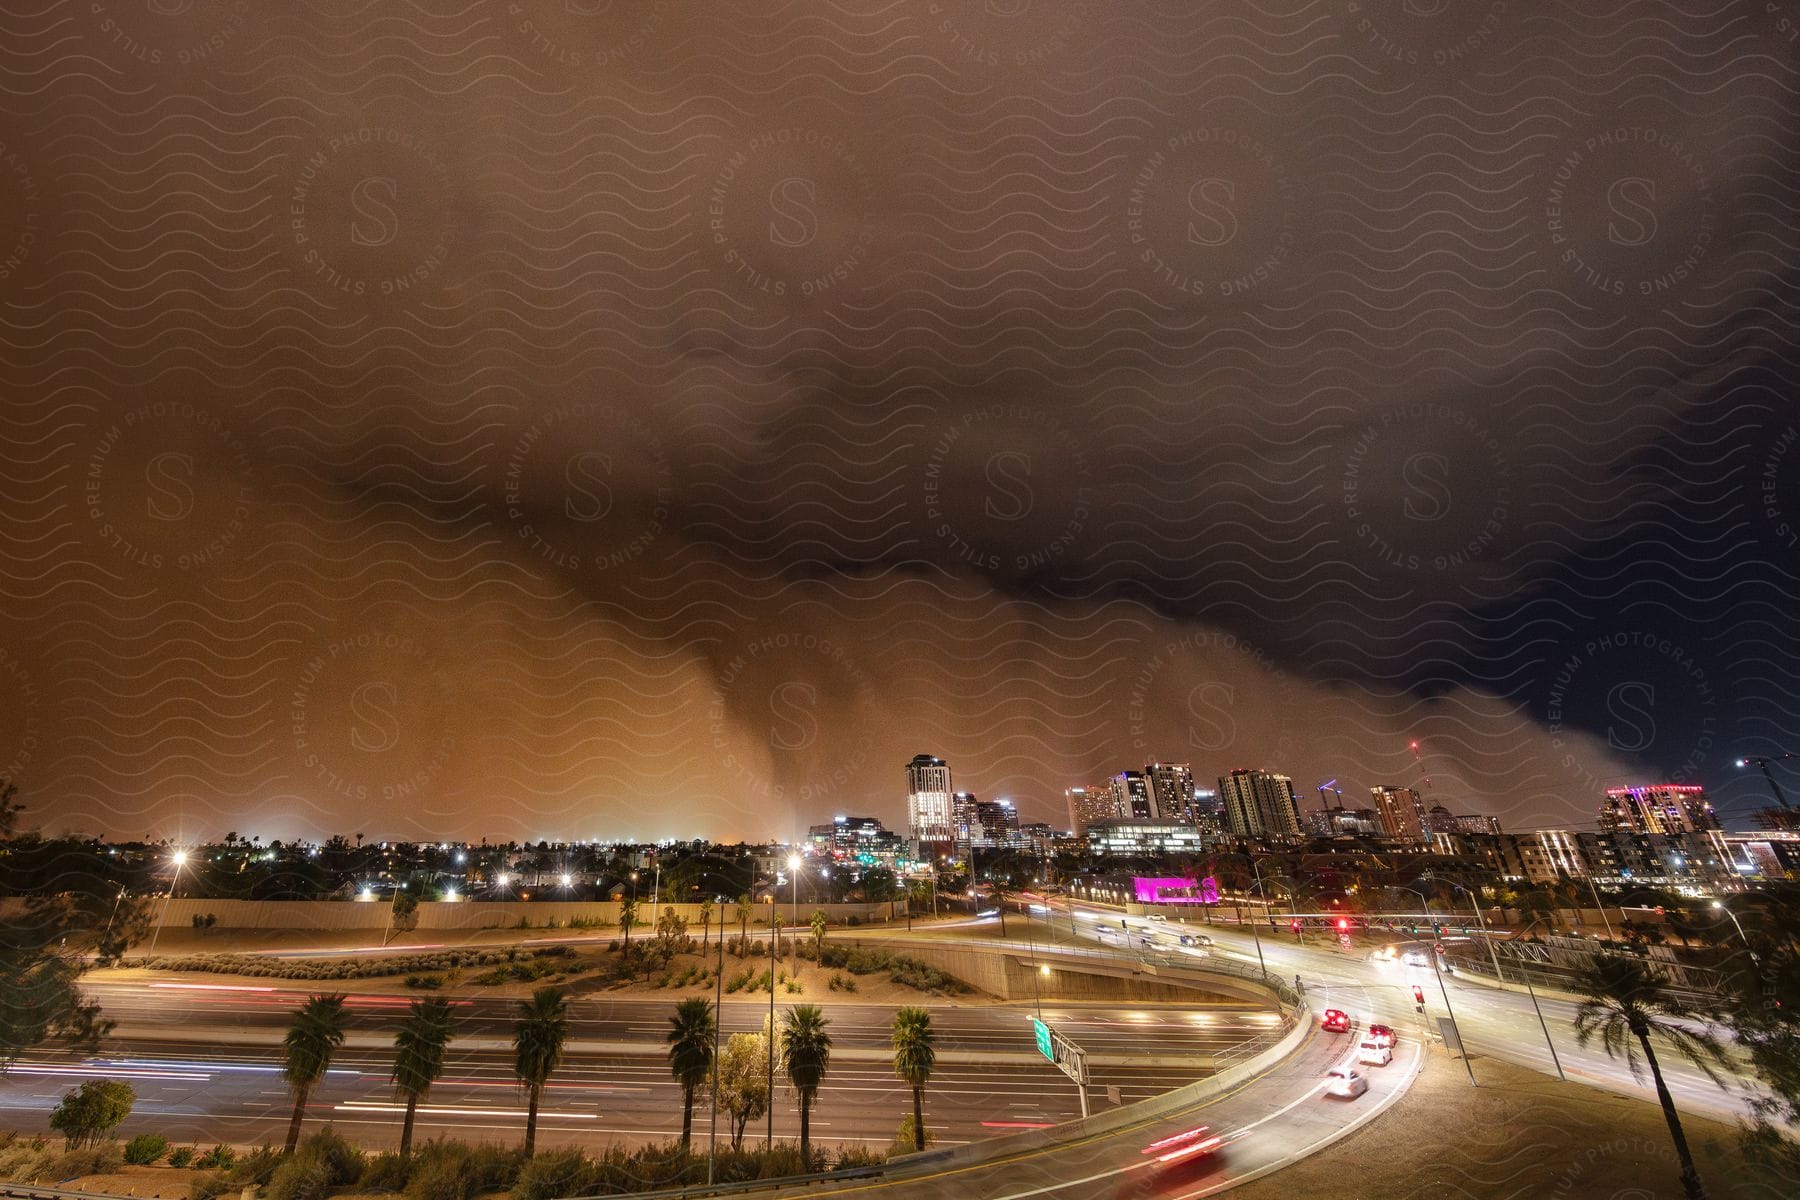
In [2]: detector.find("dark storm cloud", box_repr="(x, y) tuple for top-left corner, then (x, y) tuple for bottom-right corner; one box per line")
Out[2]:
(1, 2), (1795, 840)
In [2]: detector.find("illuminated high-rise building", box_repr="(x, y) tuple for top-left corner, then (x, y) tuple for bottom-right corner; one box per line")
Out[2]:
(906, 754), (954, 857)
(1599, 785), (1719, 835)
(1371, 785), (1428, 842)
(1218, 769), (1303, 839)
(1066, 785), (1115, 834)
(1145, 761), (1195, 822)
(1108, 770), (1154, 819)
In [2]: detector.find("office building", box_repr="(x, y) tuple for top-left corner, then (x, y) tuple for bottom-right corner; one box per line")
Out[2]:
(906, 754), (954, 857)
(1085, 819), (1206, 858)
(1218, 768), (1303, 839)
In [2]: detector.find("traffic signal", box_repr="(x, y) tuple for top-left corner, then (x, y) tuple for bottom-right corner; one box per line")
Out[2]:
(1412, 984), (1425, 1009)
(1336, 918), (1350, 932)
(1291, 919), (1302, 932)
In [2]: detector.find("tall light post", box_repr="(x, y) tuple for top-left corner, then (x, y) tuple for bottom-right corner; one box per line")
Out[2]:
(767, 896), (779, 1151)
(1391, 884), (1476, 1087)
(707, 887), (726, 1186)
(1445, 879), (1564, 1081)
(145, 850), (187, 956)
(786, 854), (802, 971)
(1512, 916), (1567, 1081)
(1711, 900), (1758, 965)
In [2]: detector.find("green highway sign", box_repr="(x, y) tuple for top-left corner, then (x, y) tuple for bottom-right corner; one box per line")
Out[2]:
(1032, 1017), (1053, 1061)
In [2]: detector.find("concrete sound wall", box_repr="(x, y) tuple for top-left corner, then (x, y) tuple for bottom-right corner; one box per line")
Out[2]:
(150, 898), (898, 933)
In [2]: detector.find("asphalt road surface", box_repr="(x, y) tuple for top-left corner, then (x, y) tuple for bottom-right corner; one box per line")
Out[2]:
(1007, 899), (1758, 1124)
(0, 982), (1283, 1153)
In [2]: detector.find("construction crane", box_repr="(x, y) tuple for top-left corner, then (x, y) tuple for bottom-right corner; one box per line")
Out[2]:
(1736, 752), (1795, 811)
(1409, 740), (1431, 794)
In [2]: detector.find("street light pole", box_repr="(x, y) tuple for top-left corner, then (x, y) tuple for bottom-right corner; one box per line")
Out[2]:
(146, 851), (186, 956)
(707, 893), (725, 1185)
(1712, 900), (1758, 965)
(1452, 881), (1564, 1081)
(1398, 885), (1476, 1087)
(766, 901), (778, 1150)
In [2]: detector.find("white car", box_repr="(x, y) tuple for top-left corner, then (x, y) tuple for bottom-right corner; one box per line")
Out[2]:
(1356, 1040), (1392, 1067)
(1325, 1066), (1369, 1099)
(1147, 914), (1167, 922)
(1401, 949), (1430, 968)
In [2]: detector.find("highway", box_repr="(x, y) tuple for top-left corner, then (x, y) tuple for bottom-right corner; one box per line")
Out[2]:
(772, 1014), (1420, 1199)
(1, 981), (1282, 1153)
(945, 898), (1758, 1125)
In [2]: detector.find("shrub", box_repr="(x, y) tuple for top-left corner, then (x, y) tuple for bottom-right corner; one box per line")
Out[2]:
(836, 1143), (886, 1169)
(264, 1153), (333, 1200)
(359, 1152), (408, 1193)
(404, 974), (443, 990)
(189, 1173), (232, 1200)
(124, 1133), (170, 1165)
(227, 1145), (283, 1187)
(169, 1146), (196, 1168)
(195, 1145), (235, 1170)
(48, 1143), (124, 1180)
(509, 1147), (588, 1200)
(403, 1140), (522, 1200)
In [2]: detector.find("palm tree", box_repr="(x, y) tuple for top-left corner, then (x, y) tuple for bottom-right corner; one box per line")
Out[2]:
(698, 898), (714, 950)
(665, 998), (716, 1148)
(890, 1007), (935, 1152)
(281, 994), (348, 1153)
(390, 997), (454, 1159)
(809, 909), (827, 960)
(780, 1005), (832, 1169)
(512, 986), (569, 1156)
(736, 894), (752, 957)
(1572, 956), (1730, 1200)
(619, 896), (639, 959)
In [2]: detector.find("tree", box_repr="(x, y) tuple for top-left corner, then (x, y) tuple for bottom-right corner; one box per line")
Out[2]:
(736, 894), (752, 957)
(780, 1005), (832, 1170)
(710, 1032), (769, 1149)
(665, 998), (715, 1149)
(1572, 956), (1730, 1200)
(387, 889), (419, 943)
(0, 784), (149, 1070)
(990, 880), (1008, 936)
(391, 997), (454, 1159)
(655, 906), (688, 965)
(890, 1007), (935, 1152)
(48, 1079), (134, 1148)
(513, 986), (569, 1156)
(809, 910), (828, 959)
(1711, 888), (1800, 1173)
(698, 898), (714, 949)
(281, 994), (349, 1153)
(618, 897), (639, 966)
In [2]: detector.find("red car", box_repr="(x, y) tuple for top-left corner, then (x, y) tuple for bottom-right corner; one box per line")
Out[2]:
(1368, 1023), (1395, 1047)
(1142, 1125), (1224, 1164)
(1320, 1008), (1351, 1033)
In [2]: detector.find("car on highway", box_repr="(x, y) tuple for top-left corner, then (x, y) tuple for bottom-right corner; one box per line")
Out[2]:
(1141, 1125), (1224, 1164)
(1146, 913), (1167, 922)
(1178, 932), (1213, 947)
(1320, 1008), (1351, 1033)
(1371, 945), (1396, 962)
(1367, 1023), (1395, 1047)
(1401, 949), (1430, 968)
(1325, 1066), (1369, 1099)
(1357, 1039), (1392, 1066)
